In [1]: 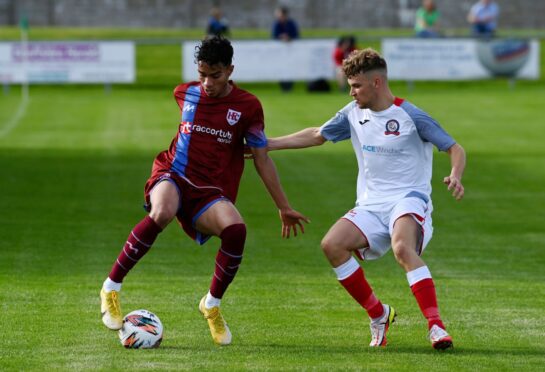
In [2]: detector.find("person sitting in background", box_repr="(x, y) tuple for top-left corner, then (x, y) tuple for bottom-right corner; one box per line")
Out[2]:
(415, 0), (441, 38)
(272, 6), (299, 41)
(271, 6), (300, 92)
(333, 35), (357, 91)
(206, 6), (230, 37)
(467, 0), (499, 38)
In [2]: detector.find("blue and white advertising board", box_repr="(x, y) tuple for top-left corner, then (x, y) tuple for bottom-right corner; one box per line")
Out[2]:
(382, 38), (539, 80)
(182, 39), (336, 82)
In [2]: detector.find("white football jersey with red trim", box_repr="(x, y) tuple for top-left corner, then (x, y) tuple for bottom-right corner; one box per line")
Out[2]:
(320, 97), (455, 210)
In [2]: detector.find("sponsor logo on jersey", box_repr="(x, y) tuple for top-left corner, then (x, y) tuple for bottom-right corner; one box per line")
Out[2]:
(183, 103), (195, 112)
(180, 121), (193, 134)
(384, 119), (400, 136)
(362, 144), (403, 155)
(180, 121), (233, 143)
(226, 109), (242, 126)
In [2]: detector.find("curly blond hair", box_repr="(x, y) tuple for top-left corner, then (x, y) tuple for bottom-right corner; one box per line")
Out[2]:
(342, 48), (387, 78)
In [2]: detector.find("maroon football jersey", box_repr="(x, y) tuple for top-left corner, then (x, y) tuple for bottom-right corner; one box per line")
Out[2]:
(152, 81), (267, 203)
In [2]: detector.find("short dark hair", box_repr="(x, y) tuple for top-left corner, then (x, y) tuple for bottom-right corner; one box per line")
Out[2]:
(342, 48), (387, 78)
(194, 35), (233, 67)
(278, 6), (289, 16)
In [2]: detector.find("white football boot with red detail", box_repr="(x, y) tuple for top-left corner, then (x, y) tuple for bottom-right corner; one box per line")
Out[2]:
(428, 324), (453, 350)
(369, 304), (396, 347)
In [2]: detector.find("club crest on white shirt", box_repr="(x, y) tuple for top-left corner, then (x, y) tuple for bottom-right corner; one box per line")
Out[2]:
(384, 119), (400, 136)
(226, 109), (242, 125)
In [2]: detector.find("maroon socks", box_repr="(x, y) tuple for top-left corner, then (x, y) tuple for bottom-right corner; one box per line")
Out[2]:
(108, 215), (163, 283)
(209, 223), (246, 299)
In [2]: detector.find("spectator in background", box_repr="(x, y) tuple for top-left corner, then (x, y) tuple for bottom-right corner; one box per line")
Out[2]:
(272, 6), (299, 41)
(467, 0), (499, 38)
(333, 35), (357, 91)
(415, 0), (441, 38)
(271, 6), (300, 92)
(206, 6), (230, 37)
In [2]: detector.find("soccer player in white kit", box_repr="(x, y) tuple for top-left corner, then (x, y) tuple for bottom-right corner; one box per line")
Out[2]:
(268, 48), (465, 350)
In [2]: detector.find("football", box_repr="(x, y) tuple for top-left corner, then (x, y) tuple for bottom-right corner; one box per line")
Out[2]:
(118, 309), (163, 349)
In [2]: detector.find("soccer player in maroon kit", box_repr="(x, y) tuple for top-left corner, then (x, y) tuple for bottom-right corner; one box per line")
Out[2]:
(100, 36), (309, 346)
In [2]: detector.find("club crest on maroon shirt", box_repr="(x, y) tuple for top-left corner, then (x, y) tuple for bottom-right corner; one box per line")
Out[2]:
(226, 109), (242, 126)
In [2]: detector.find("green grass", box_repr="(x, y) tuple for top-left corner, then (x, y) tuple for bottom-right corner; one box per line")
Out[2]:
(0, 26), (433, 41)
(1, 26), (545, 370)
(2, 26), (545, 41)
(1, 80), (544, 370)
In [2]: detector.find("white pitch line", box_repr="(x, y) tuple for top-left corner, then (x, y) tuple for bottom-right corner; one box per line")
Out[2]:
(0, 87), (29, 138)
(1, 24), (30, 139)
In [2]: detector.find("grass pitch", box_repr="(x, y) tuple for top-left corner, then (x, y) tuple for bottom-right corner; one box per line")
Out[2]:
(1, 28), (544, 370)
(1, 81), (544, 371)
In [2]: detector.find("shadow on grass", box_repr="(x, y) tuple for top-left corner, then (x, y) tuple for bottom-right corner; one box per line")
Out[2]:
(146, 342), (545, 359)
(1, 148), (544, 277)
(244, 343), (544, 358)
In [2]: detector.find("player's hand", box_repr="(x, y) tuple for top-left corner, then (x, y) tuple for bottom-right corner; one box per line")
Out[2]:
(279, 208), (310, 238)
(244, 145), (254, 160)
(443, 175), (464, 201)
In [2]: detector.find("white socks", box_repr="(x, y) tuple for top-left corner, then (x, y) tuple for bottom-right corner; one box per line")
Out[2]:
(406, 266), (432, 286)
(333, 256), (360, 281)
(103, 277), (122, 292)
(205, 291), (221, 309)
(102, 279), (223, 311)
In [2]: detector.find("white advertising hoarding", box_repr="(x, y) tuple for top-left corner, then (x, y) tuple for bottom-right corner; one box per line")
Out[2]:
(183, 39), (336, 82)
(0, 41), (135, 83)
(382, 38), (539, 80)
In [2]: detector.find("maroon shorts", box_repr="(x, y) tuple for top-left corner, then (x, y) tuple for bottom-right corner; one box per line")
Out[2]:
(144, 171), (228, 245)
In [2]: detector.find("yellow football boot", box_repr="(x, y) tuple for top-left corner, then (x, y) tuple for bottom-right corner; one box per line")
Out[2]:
(100, 289), (123, 330)
(199, 296), (232, 345)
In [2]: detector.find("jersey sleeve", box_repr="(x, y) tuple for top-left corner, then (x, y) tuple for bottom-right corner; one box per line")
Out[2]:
(244, 100), (268, 148)
(319, 102), (354, 143)
(401, 101), (456, 151)
(173, 83), (186, 109)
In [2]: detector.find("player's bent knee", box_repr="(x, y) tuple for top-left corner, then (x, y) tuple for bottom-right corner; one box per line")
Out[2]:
(391, 241), (415, 264)
(149, 205), (177, 228)
(220, 224), (247, 256)
(321, 236), (344, 257)
(320, 236), (331, 253)
(220, 223), (247, 245)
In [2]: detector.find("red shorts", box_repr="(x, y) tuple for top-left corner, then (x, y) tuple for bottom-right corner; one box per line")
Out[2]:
(144, 171), (228, 245)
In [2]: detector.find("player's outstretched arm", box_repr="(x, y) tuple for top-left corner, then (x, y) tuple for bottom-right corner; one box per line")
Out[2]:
(251, 146), (310, 238)
(267, 127), (326, 151)
(443, 143), (466, 201)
